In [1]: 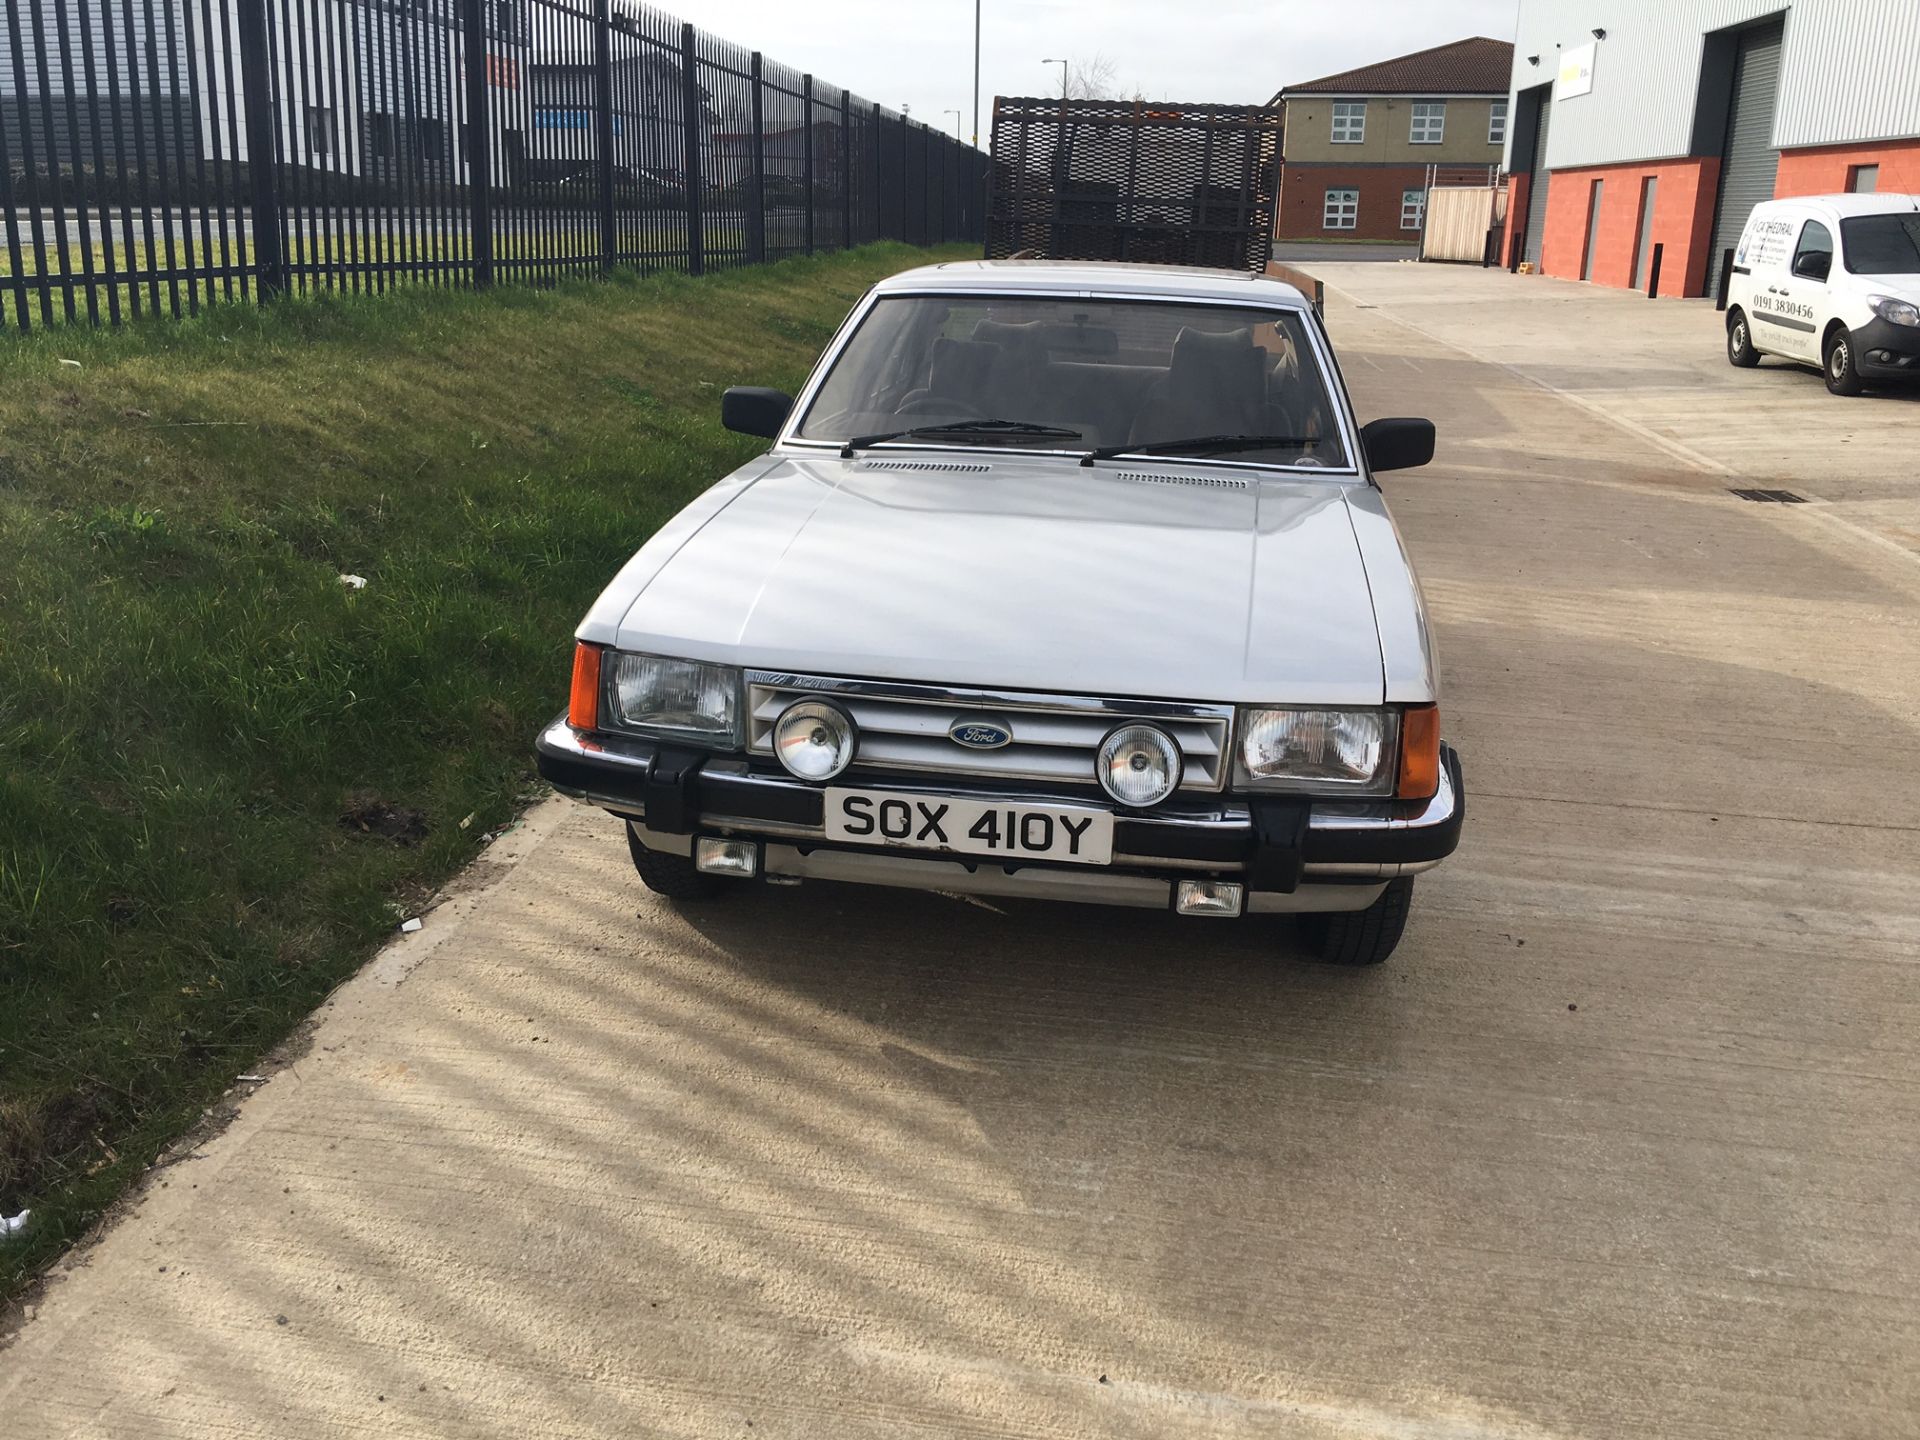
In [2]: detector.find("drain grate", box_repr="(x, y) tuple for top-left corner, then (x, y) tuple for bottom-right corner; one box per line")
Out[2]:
(1729, 487), (1807, 504)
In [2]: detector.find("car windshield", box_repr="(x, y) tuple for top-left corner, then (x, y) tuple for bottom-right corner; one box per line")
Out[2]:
(1841, 213), (1920, 275)
(795, 294), (1350, 469)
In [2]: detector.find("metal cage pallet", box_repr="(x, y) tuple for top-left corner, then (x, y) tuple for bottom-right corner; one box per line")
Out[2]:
(985, 97), (1281, 273)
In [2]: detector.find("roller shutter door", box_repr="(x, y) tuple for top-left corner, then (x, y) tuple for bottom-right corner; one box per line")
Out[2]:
(1709, 18), (1784, 301)
(1524, 95), (1552, 266)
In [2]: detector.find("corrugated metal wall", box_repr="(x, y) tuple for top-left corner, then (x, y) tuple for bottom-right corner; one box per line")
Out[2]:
(1772, 0), (1920, 147)
(1505, 0), (1920, 172)
(1505, 0), (1786, 171)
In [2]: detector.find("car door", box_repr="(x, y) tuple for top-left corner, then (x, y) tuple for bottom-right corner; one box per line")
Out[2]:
(1762, 218), (1834, 363)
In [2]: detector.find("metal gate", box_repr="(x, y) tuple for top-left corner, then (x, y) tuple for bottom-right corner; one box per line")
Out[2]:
(1524, 93), (1552, 267)
(1709, 17), (1785, 302)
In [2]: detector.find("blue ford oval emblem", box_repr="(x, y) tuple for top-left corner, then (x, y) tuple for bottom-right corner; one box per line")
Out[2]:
(949, 718), (1014, 750)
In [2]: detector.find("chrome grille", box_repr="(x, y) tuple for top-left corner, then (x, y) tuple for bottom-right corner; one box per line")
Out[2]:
(746, 673), (1233, 793)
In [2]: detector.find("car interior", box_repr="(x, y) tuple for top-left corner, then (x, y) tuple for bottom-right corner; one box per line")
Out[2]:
(803, 298), (1345, 465)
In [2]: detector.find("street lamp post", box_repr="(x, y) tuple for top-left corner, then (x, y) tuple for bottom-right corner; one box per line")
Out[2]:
(972, 0), (981, 148)
(1042, 57), (1068, 99)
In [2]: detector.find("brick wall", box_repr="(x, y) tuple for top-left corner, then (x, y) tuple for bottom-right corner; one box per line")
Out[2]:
(1501, 171), (1530, 267)
(1501, 138), (1919, 298)
(1520, 157), (1719, 296)
(1775, 139), (1920, 198)
(1276, 162), (1436, 242)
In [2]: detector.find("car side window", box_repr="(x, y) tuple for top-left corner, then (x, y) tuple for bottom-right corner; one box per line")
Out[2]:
(1792, 220), (1833, 281)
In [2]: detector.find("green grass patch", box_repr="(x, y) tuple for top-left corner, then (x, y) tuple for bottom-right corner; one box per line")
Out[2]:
(0, 241), (970, 1295)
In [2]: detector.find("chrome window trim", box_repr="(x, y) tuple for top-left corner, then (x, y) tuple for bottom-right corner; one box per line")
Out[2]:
(776, 286), (1365, 479)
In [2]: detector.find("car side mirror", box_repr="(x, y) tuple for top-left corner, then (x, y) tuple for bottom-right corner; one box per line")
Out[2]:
(1360, 417), (1435, 473)
(1792, 251), (1830, 281)
(721, 386), (794, 438)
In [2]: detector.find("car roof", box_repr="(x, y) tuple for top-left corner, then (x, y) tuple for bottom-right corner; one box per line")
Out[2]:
(1759, 192), (1920, 219)
(872, 258), (1312, 309)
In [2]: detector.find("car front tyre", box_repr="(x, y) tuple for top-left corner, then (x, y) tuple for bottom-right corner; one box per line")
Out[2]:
(1297, 876), (1415, 967)
(627, 822), (728, 901)
(1726, 309), (1760, 368)
(1824, 326), (1864, 396)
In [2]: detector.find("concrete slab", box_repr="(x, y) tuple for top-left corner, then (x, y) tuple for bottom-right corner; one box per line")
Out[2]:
(1311, 261), (1920, 556)
(4, 278), (1918, 1440)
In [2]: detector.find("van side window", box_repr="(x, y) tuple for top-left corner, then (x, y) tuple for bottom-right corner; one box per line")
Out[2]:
(1792, 220), (1833, 281)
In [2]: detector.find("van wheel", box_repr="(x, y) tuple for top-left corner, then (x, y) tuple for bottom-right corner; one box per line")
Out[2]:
(1824, 327), (1864, 396)
(627, 823), (728, 901)
(1297, 877), (1415, 967)
(1726, 309), (1760, 368)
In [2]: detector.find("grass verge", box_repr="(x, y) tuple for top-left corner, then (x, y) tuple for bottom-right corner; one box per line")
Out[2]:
(0, 240), (970, 1297)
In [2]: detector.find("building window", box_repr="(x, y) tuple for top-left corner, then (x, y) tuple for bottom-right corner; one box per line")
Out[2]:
(1401, 188), (1425, 230)
(418, 117), (447, 163)
(366, 111), (397, 160)
(1323, 187), (1358, 230)
(304, 105), (334, 158)
(1488, 100), (1507, 145)
(1410, 100), (1445, 144)
(1330, 101), (1365, 143)
(1848, 164), (1879, 193)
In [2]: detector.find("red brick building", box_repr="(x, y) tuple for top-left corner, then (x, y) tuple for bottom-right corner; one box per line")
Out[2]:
(1270, 37), (1513, 244)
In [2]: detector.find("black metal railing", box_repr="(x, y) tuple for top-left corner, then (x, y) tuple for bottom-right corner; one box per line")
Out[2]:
(0, 0), (985, 329)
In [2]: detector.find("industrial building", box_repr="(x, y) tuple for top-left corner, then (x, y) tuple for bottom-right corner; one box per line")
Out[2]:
(1501, 0), (1920, 299)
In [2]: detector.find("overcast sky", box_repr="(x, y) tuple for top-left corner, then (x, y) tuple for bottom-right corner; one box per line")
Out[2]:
(665, 0), (1522, 143)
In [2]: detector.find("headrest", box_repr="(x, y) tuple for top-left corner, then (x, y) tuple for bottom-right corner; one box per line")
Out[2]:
(1171, 326), (1256, 366)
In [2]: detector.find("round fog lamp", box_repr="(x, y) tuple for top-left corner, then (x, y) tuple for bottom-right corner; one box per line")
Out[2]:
(773, 700), (856, 781)
(1097, 723), (1182, 807)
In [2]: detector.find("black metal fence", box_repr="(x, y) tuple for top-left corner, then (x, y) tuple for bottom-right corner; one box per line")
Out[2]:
(0, 0), (986, 329)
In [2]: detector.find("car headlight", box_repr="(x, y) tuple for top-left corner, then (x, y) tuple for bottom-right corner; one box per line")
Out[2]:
(773, 700), (856, 781)
(1236, 708), (1396, 794)
(1098, 724), (1182, 807)
(1869, 294), (1920, 328)
(601, 652), (741, 747)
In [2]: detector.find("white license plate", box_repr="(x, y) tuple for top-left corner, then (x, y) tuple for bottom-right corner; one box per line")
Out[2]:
(823, 788), (1115, 866)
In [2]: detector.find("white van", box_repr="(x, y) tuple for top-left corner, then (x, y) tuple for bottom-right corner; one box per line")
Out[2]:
(1725, 193), (1920, 395)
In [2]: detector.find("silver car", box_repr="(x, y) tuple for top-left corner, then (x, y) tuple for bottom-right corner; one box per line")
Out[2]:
(537, 260), (1463, 965)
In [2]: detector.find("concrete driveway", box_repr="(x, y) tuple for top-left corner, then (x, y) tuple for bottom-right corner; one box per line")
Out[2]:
(5, 266), (1919, 1440)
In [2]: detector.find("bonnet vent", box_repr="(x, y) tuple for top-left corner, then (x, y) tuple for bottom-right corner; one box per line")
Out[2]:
(1122, 471), (1249, 491)
(858, 459), (992, 474)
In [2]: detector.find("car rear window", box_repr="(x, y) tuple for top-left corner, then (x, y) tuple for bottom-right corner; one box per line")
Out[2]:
(1841, 214), (1920, 275)
(795, 295), (1350, 470)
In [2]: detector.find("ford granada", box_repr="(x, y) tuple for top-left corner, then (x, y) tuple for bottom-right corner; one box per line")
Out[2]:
(535, 259), (1464, 966)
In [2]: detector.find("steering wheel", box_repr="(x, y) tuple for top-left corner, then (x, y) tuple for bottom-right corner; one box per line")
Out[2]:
(896, 396), (983, 418)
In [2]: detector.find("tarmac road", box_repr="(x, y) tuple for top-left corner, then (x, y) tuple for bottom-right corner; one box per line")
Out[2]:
(4, 266), (1918, 1439)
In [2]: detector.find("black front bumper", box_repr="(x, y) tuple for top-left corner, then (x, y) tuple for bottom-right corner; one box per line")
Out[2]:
(534, 717), (1465, 892)
(1854, 316), (1920, 380)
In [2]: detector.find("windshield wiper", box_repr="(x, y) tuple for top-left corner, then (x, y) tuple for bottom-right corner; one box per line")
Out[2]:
(1081, 434), (1315, 467)
(841, 418), (1082, 457)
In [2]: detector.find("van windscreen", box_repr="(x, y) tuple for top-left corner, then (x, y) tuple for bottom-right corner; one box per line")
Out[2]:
(1841, 214), (1920, 275)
